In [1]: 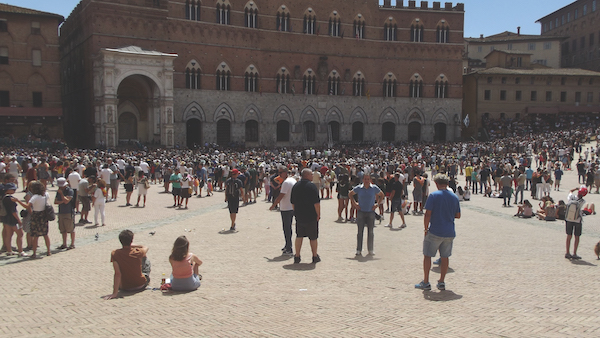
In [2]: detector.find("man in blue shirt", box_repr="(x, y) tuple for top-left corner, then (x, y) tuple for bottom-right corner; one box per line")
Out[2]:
(525, 166), (534, 190)
(349, 175), (384, 256)
(415, 174), (461, 291)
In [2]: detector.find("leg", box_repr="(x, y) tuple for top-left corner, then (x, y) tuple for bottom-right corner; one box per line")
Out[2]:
(573, 235), (580, 256)
(43, 235), (51, 255)
(439, 257), (449, 283)
(566, 234), (572, 255)
(70, 231), (75, 247)
(62, 232), (68, 247)
(3, 224), (13, 254)
(15, 228), (23, 253)
(366, 213), (375, 253)
(309, 239), (318, 257)
(356, 212), (366, 253)
(281, 211), (293, 252)
(294, 237), (303, 257)
(423, 256), (432, 283)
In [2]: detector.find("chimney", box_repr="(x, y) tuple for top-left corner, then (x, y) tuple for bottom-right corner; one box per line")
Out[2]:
(517, 26), (521, 36)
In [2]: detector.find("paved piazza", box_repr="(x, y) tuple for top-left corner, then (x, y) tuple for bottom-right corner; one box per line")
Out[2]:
(2, 149), (600, 337)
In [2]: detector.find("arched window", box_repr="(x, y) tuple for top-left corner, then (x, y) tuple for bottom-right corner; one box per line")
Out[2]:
(329, 11), (341, 37)
(435, 74), (449, 98)
(436, 20), (450, 43)
(185, 60), (201, 89)
(303, 8), (316, 34)
(328, 121), (340, 142)
(303, 69), (316, 95)
(216, 62), (231, 91)
(244, 65), (259, 92)
(185, 0), (201, 21)
(245, 119), (259, 142)
(276, 5), (291, 32)
(277, 120), (290, 142)
(216, 0), (231, 25)
(409, 73), (423, 98)
(353, 14), (365, 39)
(328, 70), (341, 95)
(353, 71), (365, 97)
(411, 19), (424, 42)
(244, 1), (258, 28)
(384, 17), (397, 41)
(383, 72), (397, 98)
(303, 121), (316, 142)
(276, 67), (291, 94)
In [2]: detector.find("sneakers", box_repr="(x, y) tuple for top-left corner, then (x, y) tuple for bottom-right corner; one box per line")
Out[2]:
(571, 254), (581, 260)
(355, 250), (361, 256)
(282, 250), (293, 256)
(294, 256), (301, 264)
(367, 251), (375, 256)
(385, 223), (392, 228)
(312, 255), (321, 263)
(400, 224), (407, 229)
(433, 258), (441, 265)
(437, 281), (446, 290)
(565, 253), (572, 259)
(415, 281), (431, 291)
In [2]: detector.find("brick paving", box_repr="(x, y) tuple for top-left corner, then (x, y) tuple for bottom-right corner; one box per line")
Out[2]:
(2, 150), (600, 337)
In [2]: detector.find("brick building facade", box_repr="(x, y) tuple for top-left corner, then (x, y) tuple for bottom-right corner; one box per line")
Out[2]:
(0, 4), (63, 140)
(60, 0), (465, 148)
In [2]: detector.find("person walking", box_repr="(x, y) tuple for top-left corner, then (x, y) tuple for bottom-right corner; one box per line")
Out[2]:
(224, 169), (243, 231)
(386, 172), (407, 229)
(270, 166), (296, 256)
(348, 174), (384, 256)
(290, 168), (321, 264)
(415, 174), (461, 291)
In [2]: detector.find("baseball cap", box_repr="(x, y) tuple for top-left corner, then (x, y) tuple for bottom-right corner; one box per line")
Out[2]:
(231, 169), (240, 175)
(2, 183), (17, 191)
(57, 178), (67, 187)
(578, 186), (588, 197)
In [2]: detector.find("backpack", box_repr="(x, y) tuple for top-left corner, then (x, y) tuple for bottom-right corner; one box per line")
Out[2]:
(225, 179), (238, 197)
(565, 200), (582, 223)
(0, 192), (7, 218)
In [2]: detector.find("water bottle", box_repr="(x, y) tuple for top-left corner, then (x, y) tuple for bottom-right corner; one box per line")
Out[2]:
(161, 273), (166, 285)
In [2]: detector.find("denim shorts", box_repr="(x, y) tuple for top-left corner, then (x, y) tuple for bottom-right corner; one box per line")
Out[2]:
(423, 232), (454, 258)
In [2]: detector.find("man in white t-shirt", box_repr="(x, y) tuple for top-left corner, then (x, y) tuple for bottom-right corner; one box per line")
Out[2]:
(140, 160), (150, 177)
(270, 166), (296, 256)
(68, 169), (82, 213)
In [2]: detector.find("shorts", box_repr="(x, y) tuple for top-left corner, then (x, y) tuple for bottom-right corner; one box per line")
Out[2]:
(423, 232), (454, 258)
(172, 187), (181, 196)
(391, 199), (403, 213)
(180, 188), (191, 198)
(124, 183), (134, 192)
(79, 196), (91, 212)
(296, 220), (319, 240)
(466, 176), (471, 182)
(58, 213), (75, 233)
(110, 179), (119, 191)
(565, 221), (582, 236)
(583, 209), (592, 215)
(227, 198), (239, 214)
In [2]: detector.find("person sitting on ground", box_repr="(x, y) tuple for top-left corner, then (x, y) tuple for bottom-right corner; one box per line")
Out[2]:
(536, 197), (557, 221)
(169, 235), (203, 291)
(104, 230), (150, 300)
(556, 200), (567, 220)
(456, 186), (464, 201)
(515, 200), (534, 218)
(463, 186), (471, 201)
(582, 203), (596, 216)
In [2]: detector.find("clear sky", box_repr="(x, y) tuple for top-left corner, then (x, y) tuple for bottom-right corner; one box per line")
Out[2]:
(3, 0), (573, 38)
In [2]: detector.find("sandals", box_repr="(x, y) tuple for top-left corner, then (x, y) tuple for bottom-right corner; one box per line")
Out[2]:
(67, 245), (75, 250)
(57, 244), (67, 250)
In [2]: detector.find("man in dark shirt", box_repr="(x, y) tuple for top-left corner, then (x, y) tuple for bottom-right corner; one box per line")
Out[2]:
(55, 178), (75, 250)
(83, 162), (97, 179)
(225, 169), (244, 231)
(387, 172), (406, 229)
(290, 168), (321, 264)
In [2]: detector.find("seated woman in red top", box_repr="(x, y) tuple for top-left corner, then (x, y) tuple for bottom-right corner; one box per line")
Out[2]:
(169, 236), (203, 291)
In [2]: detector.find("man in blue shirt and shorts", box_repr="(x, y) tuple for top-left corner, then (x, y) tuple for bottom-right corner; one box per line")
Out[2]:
(415, 173), (461, 291)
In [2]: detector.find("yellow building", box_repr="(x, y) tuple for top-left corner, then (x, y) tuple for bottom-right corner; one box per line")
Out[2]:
(463, 50), (600, 139)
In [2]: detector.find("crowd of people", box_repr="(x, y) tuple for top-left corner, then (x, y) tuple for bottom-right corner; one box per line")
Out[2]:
(2, 117), (600, 295)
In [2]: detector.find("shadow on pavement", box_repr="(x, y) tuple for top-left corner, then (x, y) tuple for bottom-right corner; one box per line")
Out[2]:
(570, 259), (597, 266)
(265, 255), (293, 262)
(346, 255), (380, 263)
(282, 263), (315, 270)
(423, 290), (463, 302)
(161, 289), (197, 296)
(218, 229), (237, 234)
(431, 266), (455, 273)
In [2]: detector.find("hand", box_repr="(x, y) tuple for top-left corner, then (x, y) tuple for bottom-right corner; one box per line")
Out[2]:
(269, 205), (275, 211)
(371, 204), (378, 211)
(103, 293), (119, 300)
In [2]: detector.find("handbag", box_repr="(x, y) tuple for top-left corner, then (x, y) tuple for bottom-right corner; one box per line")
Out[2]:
(144, 180), (150, 189)
(44, 195), (56, 221)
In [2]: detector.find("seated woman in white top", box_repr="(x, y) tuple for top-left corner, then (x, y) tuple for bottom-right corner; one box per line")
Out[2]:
(463, 186), (471, 201)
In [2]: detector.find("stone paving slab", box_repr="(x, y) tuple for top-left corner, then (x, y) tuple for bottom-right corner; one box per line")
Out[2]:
(2, 147), (600, 337)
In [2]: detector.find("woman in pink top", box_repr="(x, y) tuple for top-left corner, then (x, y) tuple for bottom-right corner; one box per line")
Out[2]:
(169, 236), (202, 291)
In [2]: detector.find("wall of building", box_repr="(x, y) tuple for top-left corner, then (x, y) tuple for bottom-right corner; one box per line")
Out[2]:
(466, 39), (562, 68)
(539, 0), (600, 71)
(60, 0), (465, 147)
